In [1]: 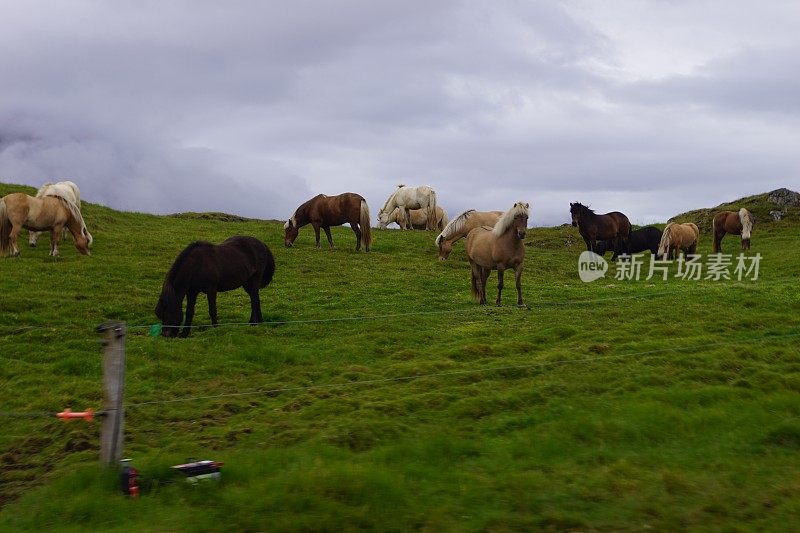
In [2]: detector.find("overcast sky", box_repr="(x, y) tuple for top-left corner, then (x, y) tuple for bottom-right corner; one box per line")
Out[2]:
(1, 0), (798, 226)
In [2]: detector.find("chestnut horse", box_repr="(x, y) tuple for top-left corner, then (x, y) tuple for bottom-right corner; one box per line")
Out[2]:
(0, 193), (91, 257)
(155, 236), (275, 337)
(657, 222), (699, 260)
(570, 202), (631, 260)
(387, 205), (448, 231)
(465, 202), (529, 307)
(435, 209), (504, 260)
(284, 193), (372, 251)
(713, 208), (754, 253)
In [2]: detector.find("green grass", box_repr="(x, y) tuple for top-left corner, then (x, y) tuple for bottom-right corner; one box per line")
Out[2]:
(1, 182), (799, 531)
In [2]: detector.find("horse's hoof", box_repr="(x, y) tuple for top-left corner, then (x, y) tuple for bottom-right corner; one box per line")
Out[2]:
(517, 304), (528, 309)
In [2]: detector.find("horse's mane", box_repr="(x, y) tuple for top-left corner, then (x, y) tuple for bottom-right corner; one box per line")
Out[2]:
(571, 202), (595, 215)
(739, 208), (754, 239)
(165, 241), (212, 285)
(379, 187), (402, 215)
(436, 209), (476, 246)
(657, 223), (675, 255)
(53, 196), (90, 242)
(492, 202), (529, 236)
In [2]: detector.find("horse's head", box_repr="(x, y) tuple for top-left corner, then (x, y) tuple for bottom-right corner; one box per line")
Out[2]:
(437, 238), (453, 260)
(513, 213), (528, 240)
(74, 233), (91, 256)
(155, 290), (182, 338)
(284, 218), (299, 247)
(377, 210), (390, 229)
(569, 202), (582, 227)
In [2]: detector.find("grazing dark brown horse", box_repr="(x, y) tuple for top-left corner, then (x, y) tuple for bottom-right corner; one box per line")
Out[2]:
(284, 193), (372, 251)
(155, 236), (275, 338)
(595, 226), (662, 256)
(570, 202), (631, 260)
(466, 202), (529, 307)
(713, 209), (754, 253)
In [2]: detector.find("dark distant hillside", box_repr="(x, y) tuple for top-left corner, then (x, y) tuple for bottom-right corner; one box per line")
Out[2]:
(669, 188), (800, 232)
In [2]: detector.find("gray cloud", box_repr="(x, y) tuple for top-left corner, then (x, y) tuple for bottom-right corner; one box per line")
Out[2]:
(1, 1), (798, 227)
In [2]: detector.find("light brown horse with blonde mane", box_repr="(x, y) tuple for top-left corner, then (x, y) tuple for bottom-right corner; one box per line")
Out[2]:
(657, 222), (699, 260)
(713, 208), (754, 253)
(387, 206), (448, 231)
(435, 209), (504, 260)
(0, 193), (92, 257)
(465, 202), (529, 307)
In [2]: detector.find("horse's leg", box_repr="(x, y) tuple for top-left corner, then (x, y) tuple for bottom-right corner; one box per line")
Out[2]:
(29, 230), (38, 247)
(323, 226), (335, 249)
(312, 223), (321, 248)
(350, 222), (361, 251)
(515, 265), (524, 308)
(246, 283), (263, 324)
(480, 267), (490, 305)
(713, 232), (723, 254)
(496, 268), (504, 306)
(403, 207), (411, 230)
(181, 292), (198, 337)
(207, 290), (218, 327)
(9, 224), (22, 257)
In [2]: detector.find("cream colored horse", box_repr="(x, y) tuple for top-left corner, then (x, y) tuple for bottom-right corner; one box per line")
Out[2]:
(435, 209), (504, 260)
(377, 184), (438, 230)
(386, 206), (448, 230)
(465, 202), (529, 307)
(1, 193), (91, 257)
(657, 222), (699, 260)
(29, 181), (82, 246)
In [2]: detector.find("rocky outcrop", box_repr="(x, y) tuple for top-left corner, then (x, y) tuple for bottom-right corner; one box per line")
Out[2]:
(767, 188), (800, 207)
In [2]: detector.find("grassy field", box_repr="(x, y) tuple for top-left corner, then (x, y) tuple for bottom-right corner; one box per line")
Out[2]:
(1, 182), (799, 531)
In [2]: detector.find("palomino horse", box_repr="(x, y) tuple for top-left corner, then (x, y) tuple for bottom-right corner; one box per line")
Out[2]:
(0, 193), (91, 257)
(570, 202), (631, 260)
(465, 202), (529, 307)
(284, 192), (372, 251)
(377, 185), (438, 230)
(29, 181), (82, 246)
(435, 209), (504, 260)
(155, 236), (275, 338)
(657, 222), (699, 260)
(386, 206), (448, 231)
(713, 209), (754, 253)
(595, 226), (662, 256)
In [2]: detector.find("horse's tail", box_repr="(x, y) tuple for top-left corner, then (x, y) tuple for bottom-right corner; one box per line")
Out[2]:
(439, 207), (448, 231)
(657, 223), (673, 258)
(0, 198), (10, 255)
(262, 244), (276, 287)
(739, 208), (753, 239)
(427, 189), (438, 230)
(360, 199), (372, 251)
(470, 267), (480, 300)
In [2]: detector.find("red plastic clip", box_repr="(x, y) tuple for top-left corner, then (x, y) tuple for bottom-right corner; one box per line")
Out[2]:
(57, 408), (94, 422)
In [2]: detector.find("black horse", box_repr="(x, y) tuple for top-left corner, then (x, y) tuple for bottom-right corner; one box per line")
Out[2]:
(594, 226), (662, 256)
(155, 236), (275, 337)
(570, 202), (631, 260)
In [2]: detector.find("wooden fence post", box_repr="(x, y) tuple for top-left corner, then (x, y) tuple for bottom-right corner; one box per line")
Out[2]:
(98, 321), (126, 467)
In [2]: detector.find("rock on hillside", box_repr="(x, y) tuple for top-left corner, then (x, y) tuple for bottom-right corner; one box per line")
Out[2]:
(669, 188), (800, 232)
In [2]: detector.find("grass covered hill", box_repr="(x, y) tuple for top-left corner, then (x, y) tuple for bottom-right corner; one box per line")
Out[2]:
(1, 182), (800, 531)
(669, 187), (800, 232)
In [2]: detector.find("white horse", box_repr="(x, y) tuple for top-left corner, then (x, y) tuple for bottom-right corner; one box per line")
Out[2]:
(29, 181), (86, 246)
(377, 184), (438, 230)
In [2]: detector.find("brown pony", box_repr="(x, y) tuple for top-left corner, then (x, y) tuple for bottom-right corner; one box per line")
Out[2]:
(0, 193), (91, 257)
(435, 209), (504, 260)
(387, 206), (448, 230)
(657, 222), (699, 260)
(570, 202), (631, 260)
(465, 202), (529, 307)
(284, 193), (372, 251)
(713, 209), (754, 253)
